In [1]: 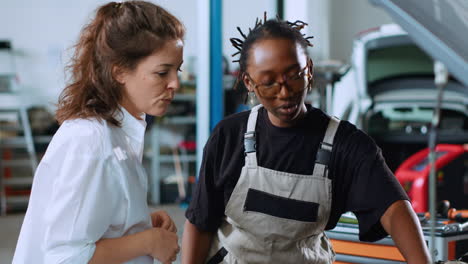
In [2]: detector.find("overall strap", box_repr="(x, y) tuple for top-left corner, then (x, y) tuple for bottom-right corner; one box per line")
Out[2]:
(313, 116), (340, 178)
(244, 104), (262, 167)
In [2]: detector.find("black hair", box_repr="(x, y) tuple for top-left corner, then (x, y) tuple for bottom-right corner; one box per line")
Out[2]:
(230, 13), (314, 90)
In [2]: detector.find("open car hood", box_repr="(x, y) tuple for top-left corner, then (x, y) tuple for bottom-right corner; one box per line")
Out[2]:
(370, 0), (468, 88)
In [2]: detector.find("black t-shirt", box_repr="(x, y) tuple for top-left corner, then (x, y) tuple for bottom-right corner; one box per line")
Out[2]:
(186, 105), (408, 242)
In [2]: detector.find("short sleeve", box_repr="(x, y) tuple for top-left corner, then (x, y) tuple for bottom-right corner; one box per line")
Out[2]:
(42, 143), (120, 263)
(333, 127), (409, 242)
(185, 130), (226, 232)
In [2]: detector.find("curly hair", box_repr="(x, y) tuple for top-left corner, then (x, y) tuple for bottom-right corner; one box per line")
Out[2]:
(230, 13), (314, 91)
(56, 1), (185, 126)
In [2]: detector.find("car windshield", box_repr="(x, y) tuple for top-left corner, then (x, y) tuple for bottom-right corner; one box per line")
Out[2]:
(367, 44), (433, 84)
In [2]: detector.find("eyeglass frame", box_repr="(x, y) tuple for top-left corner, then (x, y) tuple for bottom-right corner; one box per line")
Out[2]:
(244, 58), (313, 98)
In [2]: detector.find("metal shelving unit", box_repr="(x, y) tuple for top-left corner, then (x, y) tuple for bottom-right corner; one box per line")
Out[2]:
(0, 135), (52, 214)
(146, 92), (197, 205)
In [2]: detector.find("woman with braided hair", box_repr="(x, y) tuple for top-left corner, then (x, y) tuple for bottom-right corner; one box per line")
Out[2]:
(13, 1), (183, 263)
(182, 15), (430, 264)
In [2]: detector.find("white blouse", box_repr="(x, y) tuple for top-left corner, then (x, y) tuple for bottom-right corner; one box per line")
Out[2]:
(13, 108), (154, 264)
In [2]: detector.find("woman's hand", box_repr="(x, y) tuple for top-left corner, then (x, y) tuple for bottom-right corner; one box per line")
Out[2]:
(151, 210), (177, 233)
(90, 226), (179, 264)
(146, 227), (180, 263)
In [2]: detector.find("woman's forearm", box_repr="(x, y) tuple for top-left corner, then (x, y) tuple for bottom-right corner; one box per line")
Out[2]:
(181, 220), (213, 264)
(89, 230), (151, 264)
(381, 200), (431, 264)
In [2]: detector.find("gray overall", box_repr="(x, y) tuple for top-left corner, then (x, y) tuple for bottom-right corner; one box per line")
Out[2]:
(207, 105), (340, 264)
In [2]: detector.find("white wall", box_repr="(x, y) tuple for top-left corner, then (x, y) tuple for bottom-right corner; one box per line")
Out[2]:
(0, 0), (197, 110)
(329, 0), (394, 62)
(0, 0), (395, 109)
(223, 0), (276, 72)
(285, 0), (331, 62)
(223, 0), (394, 66)
(284, 0), (394, 63)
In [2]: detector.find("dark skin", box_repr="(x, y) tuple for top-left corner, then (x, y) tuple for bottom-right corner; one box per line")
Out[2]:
(244, 38), (309, 128)
(181, 37), (431, 264)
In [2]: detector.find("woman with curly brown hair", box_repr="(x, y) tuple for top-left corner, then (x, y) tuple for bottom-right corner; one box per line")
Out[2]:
(13, 1), (184, 263)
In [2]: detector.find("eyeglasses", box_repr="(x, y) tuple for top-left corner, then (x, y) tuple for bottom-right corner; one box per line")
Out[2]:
(245, 64), (310, 98)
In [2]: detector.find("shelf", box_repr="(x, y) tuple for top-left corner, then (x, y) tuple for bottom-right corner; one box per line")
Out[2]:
(1, 159), (32, 167)
(0, 135), (53, 147)
(147, 82), (198, 205)
(174, 93), (196, 102)
(0, 137), (25, 147)
(3, 177), (33, 186)
(0, 111), (19, 121)
(159, 154), (196, 163)
(6, 195), (29, 205)
(144, 153), (196, 162)
(149, 113), (197, 205)
(34, 135), (53, 144)
(0, 124), (21, 132)
(161, 116), (196, 125)
(181, 80), (196, 86)
(0, 73), (16, 80)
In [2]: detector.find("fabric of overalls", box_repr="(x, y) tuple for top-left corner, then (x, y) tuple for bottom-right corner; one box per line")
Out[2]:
(207, 105), (340, 264)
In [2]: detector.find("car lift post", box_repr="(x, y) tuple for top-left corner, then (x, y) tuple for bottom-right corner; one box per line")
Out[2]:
(428, 60), (448, 260)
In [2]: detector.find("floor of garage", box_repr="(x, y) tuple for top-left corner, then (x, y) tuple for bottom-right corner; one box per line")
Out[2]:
(0, 204), (187, 264)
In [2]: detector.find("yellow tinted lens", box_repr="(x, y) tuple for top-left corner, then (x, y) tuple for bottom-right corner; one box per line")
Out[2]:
(288, 78), (305, 92)
(287, 72), (302, 80)
(258, 83), (281, 97)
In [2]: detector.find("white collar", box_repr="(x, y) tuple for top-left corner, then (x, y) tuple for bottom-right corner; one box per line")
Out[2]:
(117, 106), (147, 143)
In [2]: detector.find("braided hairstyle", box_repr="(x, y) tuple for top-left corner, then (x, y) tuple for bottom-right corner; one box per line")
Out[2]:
(230, 13), (314, 91)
